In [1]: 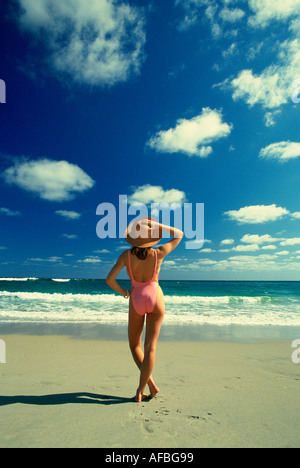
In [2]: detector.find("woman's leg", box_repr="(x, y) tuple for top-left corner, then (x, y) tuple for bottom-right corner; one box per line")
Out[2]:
(136, 287), (165, 402)
(128, 299), (158, 399)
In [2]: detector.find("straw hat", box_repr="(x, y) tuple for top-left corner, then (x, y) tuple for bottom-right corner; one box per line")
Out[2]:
(124, 217), (162, 248)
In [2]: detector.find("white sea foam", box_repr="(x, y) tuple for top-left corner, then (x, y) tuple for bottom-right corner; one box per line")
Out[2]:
(0, 291), (299, 327)
(0, 277), (38, 281)
(164, 295), (265, 305)
(0, 291), (122, 302)
(51, 279), (71, 282)
(0, 291), (274, 305)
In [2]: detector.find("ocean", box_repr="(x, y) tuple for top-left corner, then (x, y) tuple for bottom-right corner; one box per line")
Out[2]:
(0, 278), (299, 330)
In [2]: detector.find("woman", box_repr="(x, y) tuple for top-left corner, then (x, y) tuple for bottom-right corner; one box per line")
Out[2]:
(106, 218), (183, 402)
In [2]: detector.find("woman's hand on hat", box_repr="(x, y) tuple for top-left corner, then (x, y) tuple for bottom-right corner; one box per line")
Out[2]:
(140, 218), (160, 229)
(139, 219), (151, 228)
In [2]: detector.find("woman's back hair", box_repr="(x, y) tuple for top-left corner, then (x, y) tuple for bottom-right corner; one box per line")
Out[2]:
(131, 246), (151, 260)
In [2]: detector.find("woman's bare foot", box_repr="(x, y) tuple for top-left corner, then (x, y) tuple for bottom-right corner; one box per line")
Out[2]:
(135, 390), (148, 403)
(148, 382), (160, 399)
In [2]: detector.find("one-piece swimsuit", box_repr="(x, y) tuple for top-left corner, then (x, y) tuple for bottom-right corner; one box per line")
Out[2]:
(128, 249), (159, 316)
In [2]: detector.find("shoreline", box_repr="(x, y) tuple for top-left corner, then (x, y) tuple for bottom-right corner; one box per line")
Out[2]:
(0, 321), (299, 343)
(0, 334), (299, 448)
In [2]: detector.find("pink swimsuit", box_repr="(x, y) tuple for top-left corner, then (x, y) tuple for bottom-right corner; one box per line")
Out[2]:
(128, 249), (159, 316)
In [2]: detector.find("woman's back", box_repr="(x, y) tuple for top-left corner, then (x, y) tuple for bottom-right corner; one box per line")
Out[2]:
(127, 248), (161, 283)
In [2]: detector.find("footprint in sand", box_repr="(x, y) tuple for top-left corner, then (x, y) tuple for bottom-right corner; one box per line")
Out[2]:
(156, 407), (170, 416)
(187, 412), (218, 424)
(143, 418), (163, 434)
(188, 415), (206, 421)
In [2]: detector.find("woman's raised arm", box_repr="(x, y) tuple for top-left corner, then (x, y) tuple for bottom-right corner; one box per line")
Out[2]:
(141, 219), (183, 258)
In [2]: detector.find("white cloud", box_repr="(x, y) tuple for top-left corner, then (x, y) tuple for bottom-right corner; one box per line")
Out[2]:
(176, 0), (245, 37)
(28, 256), (63, 263)
(222, 43), (237, 60)
(3, 159), (95, 202)
(206, 5), (222, 38)
(180, 249), (300, 272)
(197, 259), (218, 266)
(175, 0), (215, 33)
(229, 68), (285, 110)
(220, 238), (235, 245)
(77, 256), (101, 264)
(16, 0), (146, 87)
(280, 238), (300, 246)
(186, 239), (206, 249)
(229, 254), (277, 262)
(248, 0), (300, 27)
(260, 141), (300, 162)
(55, 210), (81, 220)
(233, 244), (260, 252)
(246, 41), (264, 62)
(180, 1), (300, 116)
(240, 234), (282, 244)
(219, 7), (245, 23)
(224, 38), (300, 110)
(147, 108), (232, 158)
(62, 234), (78, 239)
(219, 234), (285, 253)
(163, 260), (177, 267)
(292, 212), (300, 219)
(0, 207), (22, 216)
(224, 205), (289, 224)
(128, 185), (186, 205)
(276, 250), (290, 255)
(208, 253), (281, 272)
(264, 110), (282, 127)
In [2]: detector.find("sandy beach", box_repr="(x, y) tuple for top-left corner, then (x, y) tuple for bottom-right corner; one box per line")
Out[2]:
(0, 333), (299, 448)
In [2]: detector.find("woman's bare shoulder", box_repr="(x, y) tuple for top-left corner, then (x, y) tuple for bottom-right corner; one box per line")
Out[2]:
(118, 249), (129, 264)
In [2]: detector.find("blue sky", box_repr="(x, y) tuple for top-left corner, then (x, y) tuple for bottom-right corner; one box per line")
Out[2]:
(0, 0), (300, 280)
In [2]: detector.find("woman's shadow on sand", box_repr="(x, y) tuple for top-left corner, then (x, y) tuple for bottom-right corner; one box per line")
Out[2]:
(0, 392), (136, 406)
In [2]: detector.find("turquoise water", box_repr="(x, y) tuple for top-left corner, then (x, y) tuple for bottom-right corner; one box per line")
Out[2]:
(0, 278), (299, 328)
